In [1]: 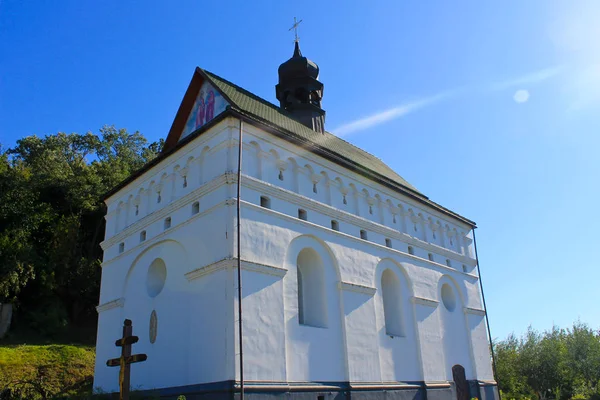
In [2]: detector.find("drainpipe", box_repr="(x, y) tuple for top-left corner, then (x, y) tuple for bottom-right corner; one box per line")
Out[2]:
(236, 119), (245, 400)
(472, 227), (501, 400)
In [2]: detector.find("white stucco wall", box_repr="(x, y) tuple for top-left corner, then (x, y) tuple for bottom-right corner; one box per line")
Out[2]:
(94, 116), (495, 393)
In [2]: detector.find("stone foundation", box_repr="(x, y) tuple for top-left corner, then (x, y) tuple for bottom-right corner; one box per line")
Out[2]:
(126, 380), (499, 400)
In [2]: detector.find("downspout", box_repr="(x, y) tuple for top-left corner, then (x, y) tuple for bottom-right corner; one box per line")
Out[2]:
(236, 119), (245, 400)
(472, 227), (501, 400)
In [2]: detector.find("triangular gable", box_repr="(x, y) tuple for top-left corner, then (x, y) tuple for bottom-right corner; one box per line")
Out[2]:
(163, 68), (230, 152)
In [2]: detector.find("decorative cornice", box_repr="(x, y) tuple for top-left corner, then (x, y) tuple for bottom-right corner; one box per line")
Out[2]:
(338, 281), (377, 296)
(96, 298), (124, 313)
(241, 175), (476, 268)
(185, 258), (288, 281)
(239, 123), (475, 230)
(101, 200), (229, 266)
(411, 296), (439, 307)
(464, 307), (486, 316)
(102, 173), (228, 248)
(242, 199), (479, 281)
(241, 260), (287, 277)
(105, 123), (231, 206)
(185, 258), (232, 281)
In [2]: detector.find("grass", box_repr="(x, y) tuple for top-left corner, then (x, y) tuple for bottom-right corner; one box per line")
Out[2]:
(0, 344), (96, 399)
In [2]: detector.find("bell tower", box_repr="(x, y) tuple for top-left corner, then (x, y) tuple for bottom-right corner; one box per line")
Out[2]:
(275, 41), (326, 133)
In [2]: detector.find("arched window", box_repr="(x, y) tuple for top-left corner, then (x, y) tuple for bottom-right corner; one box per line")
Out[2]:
(381, 269), (405, 336)
(297, 248), (327, 327)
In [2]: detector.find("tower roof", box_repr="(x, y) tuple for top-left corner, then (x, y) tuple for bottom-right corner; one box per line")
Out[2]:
(278, 42), (320, 81)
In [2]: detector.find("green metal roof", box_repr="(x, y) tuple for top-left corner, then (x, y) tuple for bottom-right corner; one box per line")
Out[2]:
(200, 69), (422, 195)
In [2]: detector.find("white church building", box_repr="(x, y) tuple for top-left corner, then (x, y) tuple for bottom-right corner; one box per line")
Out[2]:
(94, 42), (499, 400)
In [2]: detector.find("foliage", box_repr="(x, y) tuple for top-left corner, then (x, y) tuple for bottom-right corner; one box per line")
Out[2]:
(0, 344), (95, 399)
(0, 126), (163, 341)
(495, 321), (600, 400)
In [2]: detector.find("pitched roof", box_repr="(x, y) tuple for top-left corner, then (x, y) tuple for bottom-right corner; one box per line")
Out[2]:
(199, 68), (420, 194)
(110, 68), (474, 226)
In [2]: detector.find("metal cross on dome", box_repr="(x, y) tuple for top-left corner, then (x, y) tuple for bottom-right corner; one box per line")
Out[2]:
(289, 17), (303, 43)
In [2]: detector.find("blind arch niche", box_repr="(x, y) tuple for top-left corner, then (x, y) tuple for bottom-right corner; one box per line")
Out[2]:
(381, 268), (405, 336)
(297, 247), (328, 327)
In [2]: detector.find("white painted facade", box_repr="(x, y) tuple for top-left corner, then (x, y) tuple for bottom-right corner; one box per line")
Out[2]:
(93, 116), (495, 394)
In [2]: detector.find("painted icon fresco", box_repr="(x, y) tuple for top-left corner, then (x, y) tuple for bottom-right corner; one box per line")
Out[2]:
(180, 80), (228, 140)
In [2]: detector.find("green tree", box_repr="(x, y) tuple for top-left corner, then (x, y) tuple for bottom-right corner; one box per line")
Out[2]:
(0, 127), (162, 339)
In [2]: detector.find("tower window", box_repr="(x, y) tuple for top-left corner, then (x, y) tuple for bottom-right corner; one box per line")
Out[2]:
(343, 195), (347, 205)
(408, 246), (414, 255)
(428, 253), (434, 261)
(157, 191), (162, 203)
(164, 217), (172, 230)
(140, 231), (146, 242)
(118, 242), (125, 254)
(313, 183), (318, 193)
(135, 204), (139, 216)
(393, 214), (397, 224)
(298, 209), (307, 221)
(385, 238), (392, 248)
(183, 176), (188, 188)
(278, 170), (284, 181)
(192, 201), (200, 215)
(446, 259), (452, 267)
(331, 220), (339, 231)
(369, 205), (373, 215)
(462, 264), (467, 273)
(360, 230), (368, 240)
(260, 196), (271, 209)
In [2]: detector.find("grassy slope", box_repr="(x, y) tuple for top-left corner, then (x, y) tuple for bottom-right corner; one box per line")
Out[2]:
(0, 344), (95, 399)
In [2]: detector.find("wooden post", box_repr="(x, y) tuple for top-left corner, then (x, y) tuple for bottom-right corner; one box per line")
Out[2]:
(106, 319), (147, 400)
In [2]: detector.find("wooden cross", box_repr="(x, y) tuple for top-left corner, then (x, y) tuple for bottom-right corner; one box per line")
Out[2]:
(106, 319), (148, 400)
(289, 17), (303, 43)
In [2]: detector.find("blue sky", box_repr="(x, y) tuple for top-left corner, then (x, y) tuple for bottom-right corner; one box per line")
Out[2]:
(1, 1), (599, 341)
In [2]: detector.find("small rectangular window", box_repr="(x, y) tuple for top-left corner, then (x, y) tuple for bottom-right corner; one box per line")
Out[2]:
(140, 231), (146, 242)
(298, 209), (307, 221)
(428, 253), (434, 261)
(331, 220), (339, 231)
(385, 238), (392, 248)
(260, 196), (271, 209)
(446, 259), (452, 267)
(118, 242), (125, 253)
(408, 246), (414, 255)
(192, 201), (200, 215)
(360, 230), (368, 240)
(164, 217), (172, 230)
(462, 264), (467, 273)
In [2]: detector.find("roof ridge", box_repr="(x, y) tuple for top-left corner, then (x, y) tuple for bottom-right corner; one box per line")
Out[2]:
(201, 69), (392, 170)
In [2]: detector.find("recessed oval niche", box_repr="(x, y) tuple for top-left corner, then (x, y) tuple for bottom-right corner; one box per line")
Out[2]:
(146, 258), (167, 298)
(441, 283), (456, 312)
